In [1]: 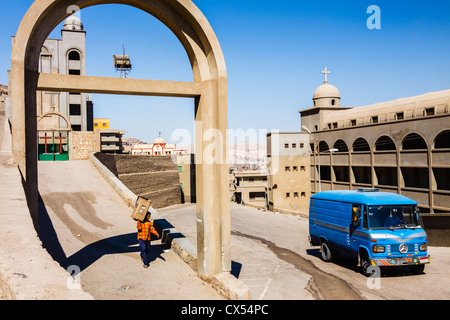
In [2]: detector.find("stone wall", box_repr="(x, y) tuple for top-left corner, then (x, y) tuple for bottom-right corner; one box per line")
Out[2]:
(94, 153), (182, 209)
(71, 131), (98, 160)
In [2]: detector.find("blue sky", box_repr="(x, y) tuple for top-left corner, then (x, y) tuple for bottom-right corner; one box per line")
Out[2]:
(1, 0), (449, 144)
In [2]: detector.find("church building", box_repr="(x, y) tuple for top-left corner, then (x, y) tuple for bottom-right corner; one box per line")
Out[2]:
(299, 68), (450, 214)
(131, 134), (186, 155)
(31, 14), (93, 131)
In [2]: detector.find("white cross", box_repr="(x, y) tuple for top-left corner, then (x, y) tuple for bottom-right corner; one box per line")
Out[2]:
(321, 67), (331, 84)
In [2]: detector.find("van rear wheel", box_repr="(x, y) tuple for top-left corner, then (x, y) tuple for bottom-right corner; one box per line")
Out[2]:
(320, 242), (333, 262)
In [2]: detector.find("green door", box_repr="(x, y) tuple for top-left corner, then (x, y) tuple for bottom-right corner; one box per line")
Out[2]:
(38, 131), (69, 161)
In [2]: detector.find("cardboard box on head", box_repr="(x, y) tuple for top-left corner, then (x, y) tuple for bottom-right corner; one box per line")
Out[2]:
(131, 196), (152, 222)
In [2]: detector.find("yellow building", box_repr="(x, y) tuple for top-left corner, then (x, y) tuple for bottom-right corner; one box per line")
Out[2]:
(94, 118), (110, 130)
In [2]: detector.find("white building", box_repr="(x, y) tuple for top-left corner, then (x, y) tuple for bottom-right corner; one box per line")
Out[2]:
(11, 14), (93, 131)
(131, 135), (186, 155)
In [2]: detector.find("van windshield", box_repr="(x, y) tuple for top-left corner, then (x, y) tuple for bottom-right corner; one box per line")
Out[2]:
(367, 205), (422, 230)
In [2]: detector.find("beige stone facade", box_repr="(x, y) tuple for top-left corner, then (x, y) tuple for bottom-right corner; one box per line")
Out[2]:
(232, 170), (268, 209)
(267, 132), (311, 215)
(71, 129), (125, 160)
(300, 73), (450, 214)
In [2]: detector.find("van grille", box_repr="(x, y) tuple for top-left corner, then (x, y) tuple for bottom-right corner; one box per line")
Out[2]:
(389, 244), (417, 255)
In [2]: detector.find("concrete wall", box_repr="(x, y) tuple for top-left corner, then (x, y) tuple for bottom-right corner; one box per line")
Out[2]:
(422, 214), (450, 247)
(94, 153), (182, 209)
(71, 131), (97, 160)
(177, 154), (196, 203)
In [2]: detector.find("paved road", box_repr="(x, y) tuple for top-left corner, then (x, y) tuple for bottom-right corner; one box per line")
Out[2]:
(158, 203), (450, 300)
(37, 160), (450, 300)
(38, 161), (222, 300)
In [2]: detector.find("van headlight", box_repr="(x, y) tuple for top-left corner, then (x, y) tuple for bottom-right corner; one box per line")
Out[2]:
(372, 245), (385, 253)
(419, 243), (427, 251)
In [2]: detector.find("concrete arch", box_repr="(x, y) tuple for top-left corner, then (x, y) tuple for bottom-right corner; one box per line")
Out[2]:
(374, 135), (396, 151)
(318, 140), (330, 152)
(66, 48), (82, 60)
(402, 132), (428, 150)
(352, 137), (371, 152)
(37, 111), (72, 130)
(40, 46), (51, 55)
(333, 139), (349, 152)
(434, 130), (450, 149)
(11, 0), (229, 279)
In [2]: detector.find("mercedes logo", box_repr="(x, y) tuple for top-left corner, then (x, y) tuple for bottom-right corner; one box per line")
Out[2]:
(399, 243), (408, 254)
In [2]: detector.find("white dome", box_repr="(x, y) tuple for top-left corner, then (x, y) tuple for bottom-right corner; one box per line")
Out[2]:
(63, 15), (83, 31)
(154, 136), (165, 144)
(313, 83), (341, 100)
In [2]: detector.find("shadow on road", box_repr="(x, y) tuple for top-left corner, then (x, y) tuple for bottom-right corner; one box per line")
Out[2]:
(38, 193), (166, 272)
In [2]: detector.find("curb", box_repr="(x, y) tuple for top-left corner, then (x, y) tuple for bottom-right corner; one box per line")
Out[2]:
(89, 153), (251, 300)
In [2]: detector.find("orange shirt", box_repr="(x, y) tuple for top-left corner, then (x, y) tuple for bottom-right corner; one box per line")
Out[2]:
(137, 220), (159, 241)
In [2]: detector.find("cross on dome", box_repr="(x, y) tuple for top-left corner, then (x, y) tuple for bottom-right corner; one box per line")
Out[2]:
(321, 67), (331, 84)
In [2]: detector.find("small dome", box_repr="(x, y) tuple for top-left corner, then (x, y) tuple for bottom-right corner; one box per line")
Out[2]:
(154, 136), (165, 144)
(63, 15), (83, 31)
(313, 83), (341, 100)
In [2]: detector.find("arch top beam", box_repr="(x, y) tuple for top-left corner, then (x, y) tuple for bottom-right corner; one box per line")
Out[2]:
(12, 0), (226, 83)
(37, 73), (202, 98)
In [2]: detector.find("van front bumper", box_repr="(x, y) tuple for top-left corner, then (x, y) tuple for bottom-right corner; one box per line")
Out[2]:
(371, 255), (430, 267)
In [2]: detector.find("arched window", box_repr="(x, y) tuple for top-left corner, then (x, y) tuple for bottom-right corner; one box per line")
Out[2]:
(68, 50), (80, 61)
(434, 130), (450, 149)
(375, 136), (396, 151)
(331, 99), (336, 106)
(353, 138), (370, 152)
(402, 133), (427, 150)
(318, 141), (330, 153)
(39, 46), (51, 73)
(333, 139), (349, 152)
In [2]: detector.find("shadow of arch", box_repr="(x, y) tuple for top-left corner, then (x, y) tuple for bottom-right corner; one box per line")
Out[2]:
(38, 193), (166, 272)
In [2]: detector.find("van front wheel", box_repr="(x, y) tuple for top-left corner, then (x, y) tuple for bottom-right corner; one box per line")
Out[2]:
(360, 252), (375, 277)
(320, 242), (333, 262)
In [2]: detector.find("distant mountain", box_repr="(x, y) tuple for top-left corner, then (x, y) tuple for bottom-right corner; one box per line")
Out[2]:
(228, 142), (266, 168)
(0, 84), (8, 96)
(177, 142), (266, 168)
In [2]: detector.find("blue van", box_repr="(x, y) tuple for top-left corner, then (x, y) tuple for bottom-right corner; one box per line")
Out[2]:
(308, 189), (430, 276)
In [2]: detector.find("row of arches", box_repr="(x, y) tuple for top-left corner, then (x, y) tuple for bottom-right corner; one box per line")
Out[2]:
(318, 130), (450, 153)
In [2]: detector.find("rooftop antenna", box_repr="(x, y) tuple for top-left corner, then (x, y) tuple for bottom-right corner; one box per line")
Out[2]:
(113, 45), (132, 78)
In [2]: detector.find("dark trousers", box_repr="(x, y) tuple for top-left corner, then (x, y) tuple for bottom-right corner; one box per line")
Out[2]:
(139, 239), (151, 266)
